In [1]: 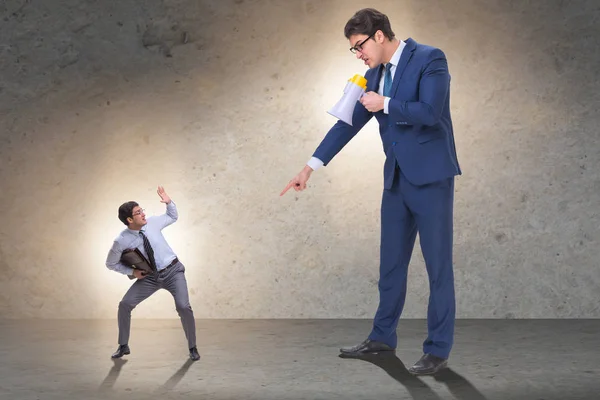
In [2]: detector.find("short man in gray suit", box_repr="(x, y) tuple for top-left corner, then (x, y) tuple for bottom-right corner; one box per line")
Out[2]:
(105, 186), (200, 361)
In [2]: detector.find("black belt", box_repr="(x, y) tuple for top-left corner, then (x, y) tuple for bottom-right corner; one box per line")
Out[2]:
(160, 257), (179, 272)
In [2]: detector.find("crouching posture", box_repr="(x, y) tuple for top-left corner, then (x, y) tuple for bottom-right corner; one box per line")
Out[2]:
(105, 186), (200, 361)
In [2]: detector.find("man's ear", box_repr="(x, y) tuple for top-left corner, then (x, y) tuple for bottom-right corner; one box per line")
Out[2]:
(127, 217), (133, 224)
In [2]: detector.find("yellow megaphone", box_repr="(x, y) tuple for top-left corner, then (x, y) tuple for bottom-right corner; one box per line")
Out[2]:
(327, 74), (368, 126)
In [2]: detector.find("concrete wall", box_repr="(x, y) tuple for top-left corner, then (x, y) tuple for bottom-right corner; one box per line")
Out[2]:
(1, 0), (598, 319)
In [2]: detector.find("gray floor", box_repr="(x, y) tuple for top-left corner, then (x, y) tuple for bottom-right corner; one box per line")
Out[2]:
(1, 319), (599, 400)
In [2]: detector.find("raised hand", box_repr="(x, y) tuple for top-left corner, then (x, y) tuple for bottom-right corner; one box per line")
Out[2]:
(157, 185), (171, 204)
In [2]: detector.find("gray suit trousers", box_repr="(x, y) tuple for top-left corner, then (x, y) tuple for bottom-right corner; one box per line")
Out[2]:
(117, 261), (196, 349)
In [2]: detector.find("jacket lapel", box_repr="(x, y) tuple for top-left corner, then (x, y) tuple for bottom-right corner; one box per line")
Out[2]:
(368, 64), (384, 93)
(390, 37), (417, 97)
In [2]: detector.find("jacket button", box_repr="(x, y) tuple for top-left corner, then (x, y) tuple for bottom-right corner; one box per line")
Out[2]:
(392, 142), (397, 146)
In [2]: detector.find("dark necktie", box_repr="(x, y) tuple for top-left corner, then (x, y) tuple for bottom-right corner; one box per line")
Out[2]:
(139, 230), (157, 271)
(383, 63), (393, 97)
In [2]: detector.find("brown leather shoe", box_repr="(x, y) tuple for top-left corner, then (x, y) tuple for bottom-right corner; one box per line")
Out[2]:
(339, 339), (395, 355)
(408, 353), (448, 375)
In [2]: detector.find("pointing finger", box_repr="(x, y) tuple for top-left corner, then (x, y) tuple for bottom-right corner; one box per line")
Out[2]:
(280, 181), (294, 196)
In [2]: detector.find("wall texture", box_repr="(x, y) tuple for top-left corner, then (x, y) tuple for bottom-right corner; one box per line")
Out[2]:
(0, 0), (598, 319)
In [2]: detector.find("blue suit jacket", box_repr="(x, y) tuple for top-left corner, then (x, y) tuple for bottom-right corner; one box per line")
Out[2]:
(313, 38), (461, 188)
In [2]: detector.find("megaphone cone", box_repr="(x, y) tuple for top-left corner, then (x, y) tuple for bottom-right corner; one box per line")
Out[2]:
(327, 74), (367, 126)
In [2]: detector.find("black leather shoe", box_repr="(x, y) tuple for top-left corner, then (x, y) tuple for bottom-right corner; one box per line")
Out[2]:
(340, 339), (395, 355)
(111, 344), (130, 358)
(408, 353), (447, 375)
(189, 347), (201, 361)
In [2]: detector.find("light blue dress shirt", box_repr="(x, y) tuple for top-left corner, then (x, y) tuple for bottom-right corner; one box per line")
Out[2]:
(106, 201), (179, 275)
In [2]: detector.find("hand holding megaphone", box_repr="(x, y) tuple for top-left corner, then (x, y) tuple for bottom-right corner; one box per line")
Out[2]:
(327, 74), (368, 126)
(359, 91), (386, 113)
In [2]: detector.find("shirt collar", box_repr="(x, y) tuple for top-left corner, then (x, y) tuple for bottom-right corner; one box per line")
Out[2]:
(126, 226), (144, 235)
(387, 40), (406, 68)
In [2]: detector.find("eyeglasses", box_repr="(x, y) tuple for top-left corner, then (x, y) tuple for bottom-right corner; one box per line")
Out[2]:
(350, 33), (375, 54)
(132, 208), (145, 216)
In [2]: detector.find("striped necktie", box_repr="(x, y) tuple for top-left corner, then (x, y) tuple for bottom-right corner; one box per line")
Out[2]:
(139, 230), (157, 271)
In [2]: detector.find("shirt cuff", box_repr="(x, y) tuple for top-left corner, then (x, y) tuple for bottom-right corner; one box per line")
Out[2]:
(384, 97), (390, 114)
(306, 157), (324, 171)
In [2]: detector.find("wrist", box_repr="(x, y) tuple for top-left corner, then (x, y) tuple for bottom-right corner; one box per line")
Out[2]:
(303, 165), (314, 174)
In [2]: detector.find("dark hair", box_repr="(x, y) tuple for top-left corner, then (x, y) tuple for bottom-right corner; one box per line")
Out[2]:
(344, 8), (395, 40)
(118, 201), (139, 225)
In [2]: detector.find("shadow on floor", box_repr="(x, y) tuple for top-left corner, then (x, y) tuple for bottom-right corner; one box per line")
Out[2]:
(98, 357), (195, 394)
(339, 352), (441, 400)
(98, 358), (128, 391)
(433, 368), (488, 400)
(154, 359), (195, 393)
(340, 352), (487, 400)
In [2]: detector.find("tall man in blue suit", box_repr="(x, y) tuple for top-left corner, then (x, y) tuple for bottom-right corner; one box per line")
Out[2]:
(281, 8), (461, 375)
